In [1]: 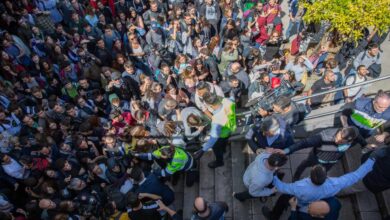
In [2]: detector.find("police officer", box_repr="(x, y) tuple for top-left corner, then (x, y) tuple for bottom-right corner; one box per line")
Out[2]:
(341, 90), (390, 138)
(193, 93), (237, 168)
(134, 145), (198, 187)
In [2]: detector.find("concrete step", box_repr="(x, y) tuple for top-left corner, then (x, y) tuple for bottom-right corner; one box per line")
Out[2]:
(182, 177), (199, 220)
(376, 190), (390, 219)
(326, 161), (357, 220)
(199, 151), (215, 202)
(231, 141), (251, 220)
(214, 146), (233, 219)
(342, 145), (381, 220)
(172, 174), (184, 212)
(366, 136), (390, 220)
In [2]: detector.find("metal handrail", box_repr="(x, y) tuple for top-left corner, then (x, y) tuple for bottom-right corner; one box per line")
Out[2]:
(292, 75), (390, 102)
(236, 74), (390, 117)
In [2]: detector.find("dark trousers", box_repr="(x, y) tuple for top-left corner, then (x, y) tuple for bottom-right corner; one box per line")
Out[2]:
(234, 190), (255, 201)
(293, 151), (335, 181)
(212, 137), (229, 163)
(270, 194), (293, 220)
(185, 159), (199, 187)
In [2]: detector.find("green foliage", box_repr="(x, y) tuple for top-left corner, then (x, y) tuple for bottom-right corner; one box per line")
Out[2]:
(302, 0), (390, 42)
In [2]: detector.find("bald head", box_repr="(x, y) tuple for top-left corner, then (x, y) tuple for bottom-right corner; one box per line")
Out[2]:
(308, 200), (330, 218)
(39, 199), (56, 209)
(231, 62), (241, 73)
(194, 197), (206, 211)
(194, 197), (209, 216)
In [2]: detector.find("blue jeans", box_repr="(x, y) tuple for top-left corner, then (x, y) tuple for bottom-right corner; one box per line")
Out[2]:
(285, 19), (302, 39)
(334, 90), (345, 104)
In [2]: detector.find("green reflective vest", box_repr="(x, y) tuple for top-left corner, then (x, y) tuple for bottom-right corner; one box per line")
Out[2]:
(212, 98), (237, 138)
(152, 146), (189, 174)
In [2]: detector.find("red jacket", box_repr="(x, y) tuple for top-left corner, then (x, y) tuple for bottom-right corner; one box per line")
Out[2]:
(112, 112), (135, 133)
(253, 16), (269, 45)
(91, 0), (116, 16)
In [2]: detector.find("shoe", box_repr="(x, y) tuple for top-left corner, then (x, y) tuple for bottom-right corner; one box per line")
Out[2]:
(193, 150), (204, 160)
(259, 197), (268, 203)
(171, 173), (180, 186)
(208, 160), (224, 169)
(262, 206), (272, 220)
(233, 192), (245, 202)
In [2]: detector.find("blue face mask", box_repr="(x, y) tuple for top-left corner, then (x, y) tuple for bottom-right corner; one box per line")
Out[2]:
(338, 143), (351, 152)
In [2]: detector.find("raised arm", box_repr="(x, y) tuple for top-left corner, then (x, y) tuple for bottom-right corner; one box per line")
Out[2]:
(331, 158), (374, 191)
(283, 134), (322, 155)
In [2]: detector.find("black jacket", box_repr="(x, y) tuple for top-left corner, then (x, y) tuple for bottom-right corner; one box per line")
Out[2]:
(363, 146), (390, 193)
(286, 127), (367, 163)
(108, 78), (141, 101)
(132, 173), (175, 206)
(246, 116), (294, 152)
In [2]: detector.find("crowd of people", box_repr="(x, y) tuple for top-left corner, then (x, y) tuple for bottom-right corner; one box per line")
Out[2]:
(0, 0), (389, 219)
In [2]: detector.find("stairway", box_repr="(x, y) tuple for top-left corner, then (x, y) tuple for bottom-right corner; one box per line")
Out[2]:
(168, 87), (390, 219)
(172, 142), (366, 220)
(171, 99), (389, 219)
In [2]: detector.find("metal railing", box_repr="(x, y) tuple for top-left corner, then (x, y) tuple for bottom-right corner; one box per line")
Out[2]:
(236, 74), (390, 117)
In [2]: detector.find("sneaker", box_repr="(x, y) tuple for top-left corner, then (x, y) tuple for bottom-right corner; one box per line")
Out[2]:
(262, 206), (272, 220)
(208, 160), (224, 169)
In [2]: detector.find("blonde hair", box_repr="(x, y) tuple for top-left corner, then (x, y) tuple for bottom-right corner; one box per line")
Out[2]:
(130, 126), (149, 137)
(163, 121), (177, 136)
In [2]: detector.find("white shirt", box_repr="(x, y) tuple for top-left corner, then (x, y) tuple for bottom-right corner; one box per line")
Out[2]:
(194, 83), (224, 112)
(345, 74), (367, 98)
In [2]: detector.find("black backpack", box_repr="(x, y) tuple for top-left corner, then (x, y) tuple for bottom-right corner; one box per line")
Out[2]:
(360, 51), (381, 78)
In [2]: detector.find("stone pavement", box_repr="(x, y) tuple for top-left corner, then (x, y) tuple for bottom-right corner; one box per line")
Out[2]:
(278, 0), (390, 93)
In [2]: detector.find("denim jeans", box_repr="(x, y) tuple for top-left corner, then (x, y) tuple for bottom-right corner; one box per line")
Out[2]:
(285, 19), (302, 39)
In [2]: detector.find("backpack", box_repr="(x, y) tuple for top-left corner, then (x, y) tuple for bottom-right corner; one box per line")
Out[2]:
(361, 51), (381, 78)
(343, 70), (358, 86)
(343, 71), (367, 98)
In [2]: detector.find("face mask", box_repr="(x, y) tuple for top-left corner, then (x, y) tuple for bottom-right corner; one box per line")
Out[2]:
(338, 143), (351, 152)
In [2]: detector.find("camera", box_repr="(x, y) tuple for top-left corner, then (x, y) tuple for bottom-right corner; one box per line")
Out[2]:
(248, 80), (296, 112)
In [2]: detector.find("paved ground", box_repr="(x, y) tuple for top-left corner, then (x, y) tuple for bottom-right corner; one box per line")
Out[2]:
(278, 0), (390, 93)
(367, 35), (390, 93)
